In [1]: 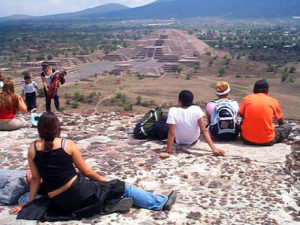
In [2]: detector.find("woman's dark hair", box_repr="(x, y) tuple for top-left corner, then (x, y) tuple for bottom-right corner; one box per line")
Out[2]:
(37, 112), (61, 152)
(178, 90), (194, 107)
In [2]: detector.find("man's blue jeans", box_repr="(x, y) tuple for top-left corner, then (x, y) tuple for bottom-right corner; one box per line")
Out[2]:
(123, 185), (168, 211)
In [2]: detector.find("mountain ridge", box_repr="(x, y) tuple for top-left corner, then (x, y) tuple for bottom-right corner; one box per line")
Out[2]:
(1, 0), (299, 21)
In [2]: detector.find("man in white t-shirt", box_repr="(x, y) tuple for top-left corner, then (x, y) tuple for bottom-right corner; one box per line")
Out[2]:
(160, 90), (225, 159)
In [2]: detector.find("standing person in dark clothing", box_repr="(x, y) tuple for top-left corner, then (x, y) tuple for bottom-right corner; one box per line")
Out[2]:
(40, 62), (59, 112)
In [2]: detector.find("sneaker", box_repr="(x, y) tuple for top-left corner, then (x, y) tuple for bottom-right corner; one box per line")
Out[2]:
(162, 190), (177, 211)
(104, 198), (133, 213)
(31, 108), (37, 113)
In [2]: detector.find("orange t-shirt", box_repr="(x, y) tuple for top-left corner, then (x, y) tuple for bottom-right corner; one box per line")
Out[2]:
(239, 93), (283, 144)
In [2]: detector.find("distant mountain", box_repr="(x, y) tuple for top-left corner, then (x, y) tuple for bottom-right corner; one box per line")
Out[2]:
(99, 0), (300, 19)
(0, 3), (129, 21)
(0, 14), (34, 21)
(1, 0), (299, 22)
(43, 3), (129, 20)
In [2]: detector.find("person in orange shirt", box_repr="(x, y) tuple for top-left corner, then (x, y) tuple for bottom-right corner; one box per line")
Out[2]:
(239, 79), (292, 145)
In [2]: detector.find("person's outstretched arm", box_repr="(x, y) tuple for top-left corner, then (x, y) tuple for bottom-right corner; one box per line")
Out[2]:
(160, 124), (175, 159)
(198, 117), (225, 156)
(67, 140), (108, 182)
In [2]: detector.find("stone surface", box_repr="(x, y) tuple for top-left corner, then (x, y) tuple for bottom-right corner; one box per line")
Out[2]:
(0, 113), (299, 225)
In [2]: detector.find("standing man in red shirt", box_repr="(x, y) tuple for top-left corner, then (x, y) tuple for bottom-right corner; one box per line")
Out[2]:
(239, 79), (292, 145)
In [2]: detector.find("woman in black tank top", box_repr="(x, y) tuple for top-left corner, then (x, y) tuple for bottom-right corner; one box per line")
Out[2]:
(13, 112), (176, 221)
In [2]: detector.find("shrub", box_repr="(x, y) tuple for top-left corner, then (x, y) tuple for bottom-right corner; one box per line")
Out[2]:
(281, 73), (289, 82)
(110, 97), (116, 103)
(205, 52), (211, 56)
(64, 93), (71, 99)
(161, 102), (168, 108)
(186, 74), (192, 80)
(66, 99), (71, 105)
(141, 101), (149, 107)
(74, 92), (84, 102)
(136, 96), (142, 105)
(115, 93), (123, 99)
(137, 74), (144, 80)
(193, 64), (200, 71)
(289, 66), (296, 73)
(120, 94), (127, 104)
(218, 68), (226, 77)
(123, 103), (133, 111)
(225, 58), (231, 65)
(88, 92), (97, 98)
(71, 102), (79, 109)
(235, 74), (242, 78)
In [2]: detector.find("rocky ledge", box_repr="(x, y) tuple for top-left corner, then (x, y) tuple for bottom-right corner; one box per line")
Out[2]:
(0, 112), (299, 225)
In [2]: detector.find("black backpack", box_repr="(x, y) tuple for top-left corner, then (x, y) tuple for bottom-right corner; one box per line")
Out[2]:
(149, 115), (169, 140)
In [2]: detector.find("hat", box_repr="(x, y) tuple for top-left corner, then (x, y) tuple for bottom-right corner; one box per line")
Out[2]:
(254, 79), (269, 93)
(215, 81), (231, 96)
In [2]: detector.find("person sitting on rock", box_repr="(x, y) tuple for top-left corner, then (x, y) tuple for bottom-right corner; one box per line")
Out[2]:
(13, 112), (177, 221)
(160, 90), (225, 159)
(239, 79), (292, 145)
(0, 81), (28, 131)
(0, 170), (45, 213)
(206, 81), (239, 140)
(0, 68), (4, 91)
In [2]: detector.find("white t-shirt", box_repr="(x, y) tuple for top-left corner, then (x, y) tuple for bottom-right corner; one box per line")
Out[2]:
(0, 81), (3, 90)
(22, 81), (37, 93)
(167, 105), (205, 145)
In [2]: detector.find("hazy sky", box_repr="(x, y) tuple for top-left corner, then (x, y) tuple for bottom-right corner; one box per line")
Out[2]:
(1, 0), (156, 17)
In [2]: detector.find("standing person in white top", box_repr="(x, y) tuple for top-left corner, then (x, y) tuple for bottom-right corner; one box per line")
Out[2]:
(206, 81), (239, 140)
(22, 73), (38, 112)
(0, 69), (4, 91)
(160, 90), (225, 159)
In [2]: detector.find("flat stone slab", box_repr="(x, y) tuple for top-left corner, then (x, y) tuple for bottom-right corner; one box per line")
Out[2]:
(180, 138), (291, 163)
(0, 113), (299, 225)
